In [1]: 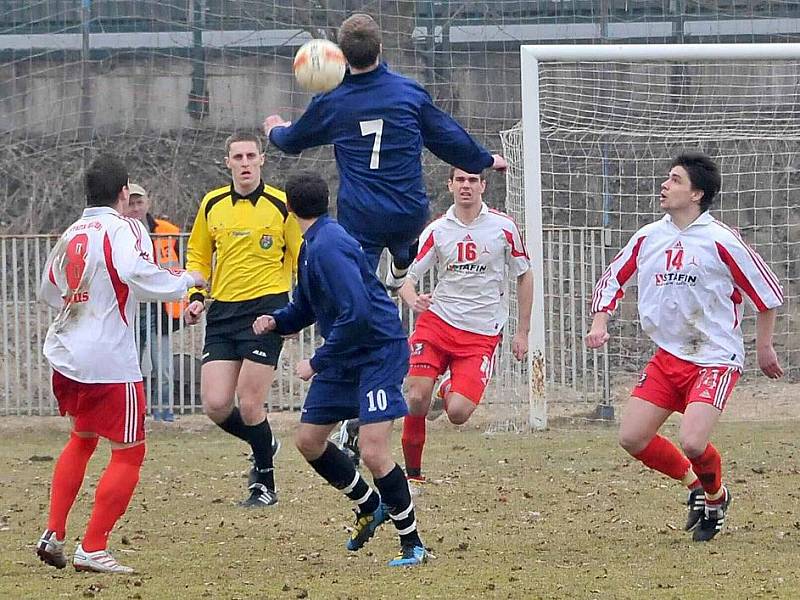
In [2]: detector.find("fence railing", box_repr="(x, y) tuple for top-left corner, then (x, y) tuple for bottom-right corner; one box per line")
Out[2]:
(0, 230), (609, 417)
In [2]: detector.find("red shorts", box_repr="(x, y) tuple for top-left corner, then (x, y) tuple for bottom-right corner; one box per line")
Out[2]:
(51, 370), (146, 443)
(408, 311), (501, 404)
(631, 349), (741, 414)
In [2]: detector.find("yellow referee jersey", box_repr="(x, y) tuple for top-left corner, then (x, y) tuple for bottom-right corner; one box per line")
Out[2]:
(186, 181), (303, 302)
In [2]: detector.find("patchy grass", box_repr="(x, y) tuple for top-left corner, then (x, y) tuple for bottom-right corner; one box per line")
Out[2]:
(1, 416), (799, 599)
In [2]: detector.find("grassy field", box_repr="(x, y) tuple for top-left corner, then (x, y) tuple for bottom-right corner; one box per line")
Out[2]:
(1, 415), (799, 600)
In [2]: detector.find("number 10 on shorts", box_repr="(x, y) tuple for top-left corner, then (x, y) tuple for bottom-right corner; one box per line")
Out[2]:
(366, 389), (388, 412)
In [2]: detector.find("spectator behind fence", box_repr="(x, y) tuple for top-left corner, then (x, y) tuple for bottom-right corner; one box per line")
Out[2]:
(125, 183), (185, 422)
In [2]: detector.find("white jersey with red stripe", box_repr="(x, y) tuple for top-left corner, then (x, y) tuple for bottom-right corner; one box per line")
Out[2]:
(39, 206), (195, 383)
(591, 212), (783, 369)
(408, 203), (530, 336)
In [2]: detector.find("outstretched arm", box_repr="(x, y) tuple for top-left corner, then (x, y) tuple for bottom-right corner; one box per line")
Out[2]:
(266, 96), (333, 154)
(419, 97), (495, 174)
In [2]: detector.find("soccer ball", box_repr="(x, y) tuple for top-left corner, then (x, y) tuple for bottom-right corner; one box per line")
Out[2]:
(293, 39), (346, 93)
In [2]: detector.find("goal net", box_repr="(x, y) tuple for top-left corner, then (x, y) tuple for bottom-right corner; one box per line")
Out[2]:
(498, 44), (800, 431)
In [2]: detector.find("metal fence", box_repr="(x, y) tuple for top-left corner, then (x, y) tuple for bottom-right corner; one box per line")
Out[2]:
(0, 230), (609, 417)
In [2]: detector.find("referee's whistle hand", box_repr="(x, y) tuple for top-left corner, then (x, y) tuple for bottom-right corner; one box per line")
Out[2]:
(252, 314), (277, 335)
(184, 300), (205, 325)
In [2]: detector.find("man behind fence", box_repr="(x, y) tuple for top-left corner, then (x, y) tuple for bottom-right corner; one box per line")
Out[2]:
(35, 155), (206, 573)
(125, 182), (185, 422)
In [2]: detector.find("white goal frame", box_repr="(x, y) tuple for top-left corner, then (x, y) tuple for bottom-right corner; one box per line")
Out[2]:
(520, 43), (800, 431)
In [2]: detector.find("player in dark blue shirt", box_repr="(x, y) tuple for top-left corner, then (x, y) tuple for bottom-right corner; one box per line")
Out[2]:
(265, 13), (506, 289)
(252, 170), (428, 567)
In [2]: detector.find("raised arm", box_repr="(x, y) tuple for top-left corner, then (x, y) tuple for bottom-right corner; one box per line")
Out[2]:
(418, 92), (495, 174)
(266, 96), (333, 154)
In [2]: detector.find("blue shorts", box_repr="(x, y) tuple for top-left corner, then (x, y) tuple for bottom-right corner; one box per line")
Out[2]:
(300, 339), (410, 425)
(340, 212), (428, 273)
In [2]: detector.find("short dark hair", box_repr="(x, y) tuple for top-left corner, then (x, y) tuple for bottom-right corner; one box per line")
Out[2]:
(449, 167), (485, 181)
(85, 156), (128, 207)
(670, 152), (721, 212)
(285, 171), (329, 219)
(225, 131), (263, 156)
(338, 14), (381, 69)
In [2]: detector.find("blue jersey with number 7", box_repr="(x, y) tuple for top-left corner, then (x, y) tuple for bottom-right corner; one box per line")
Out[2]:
(268, 62), (494, 236)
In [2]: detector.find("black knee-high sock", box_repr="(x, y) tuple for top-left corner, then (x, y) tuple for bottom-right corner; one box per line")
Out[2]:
(308, 442), (380, 515)
(244, 419), (275, 490)
(217, 407), (249, 442)
(375, 464), (422, 547)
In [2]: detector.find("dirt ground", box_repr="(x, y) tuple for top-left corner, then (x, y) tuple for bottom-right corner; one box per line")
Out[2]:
(1, 414), (800, 600)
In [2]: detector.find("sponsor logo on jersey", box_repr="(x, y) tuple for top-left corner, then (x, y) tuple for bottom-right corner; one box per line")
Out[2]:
(260, 234), (273, 250)
(654, 272), (697, 287)
(447, 263), (487, 274)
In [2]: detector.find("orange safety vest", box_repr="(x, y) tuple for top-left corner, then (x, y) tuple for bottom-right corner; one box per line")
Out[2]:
(152, 217), (187, 319)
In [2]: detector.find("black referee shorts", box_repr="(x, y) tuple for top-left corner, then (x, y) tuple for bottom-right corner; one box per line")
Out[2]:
(202, 293), (288, 367)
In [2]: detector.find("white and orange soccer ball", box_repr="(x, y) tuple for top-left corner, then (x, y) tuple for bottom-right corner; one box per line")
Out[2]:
(293, 39), (346, 93)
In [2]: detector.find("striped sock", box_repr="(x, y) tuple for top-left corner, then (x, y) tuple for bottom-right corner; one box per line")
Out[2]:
(375, 464), (422, 547)
(308, 442), (379, 515)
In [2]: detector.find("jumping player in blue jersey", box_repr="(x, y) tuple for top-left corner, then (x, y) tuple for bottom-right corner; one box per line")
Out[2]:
(252, 170), (428, 566)
(264, 13), (506, 290)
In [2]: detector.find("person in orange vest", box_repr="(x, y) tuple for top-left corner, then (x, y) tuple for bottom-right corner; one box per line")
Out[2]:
(126, 183), (186, 422)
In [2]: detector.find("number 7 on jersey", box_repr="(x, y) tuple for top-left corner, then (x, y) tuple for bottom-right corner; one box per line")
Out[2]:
(360, 119), (384, 170)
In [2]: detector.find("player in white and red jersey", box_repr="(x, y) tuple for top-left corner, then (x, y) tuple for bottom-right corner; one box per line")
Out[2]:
(35, 156), (207, 573)
(398, 168), (532, 483)
(586, 152), (784, 542)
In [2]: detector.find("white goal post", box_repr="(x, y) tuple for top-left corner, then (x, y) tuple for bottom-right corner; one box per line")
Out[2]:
(508, 43), (800, 431)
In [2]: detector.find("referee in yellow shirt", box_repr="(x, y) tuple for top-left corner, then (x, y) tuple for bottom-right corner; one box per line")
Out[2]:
(184, 131), (302, 507)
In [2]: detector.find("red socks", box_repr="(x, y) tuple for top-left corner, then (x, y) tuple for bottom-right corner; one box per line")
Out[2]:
(633, 434), (694, 483)
(47, 433), (99, 539)
(688, 443), (722, 498)
(401, 415), (426, 475)
(82, 443), (146, 552)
